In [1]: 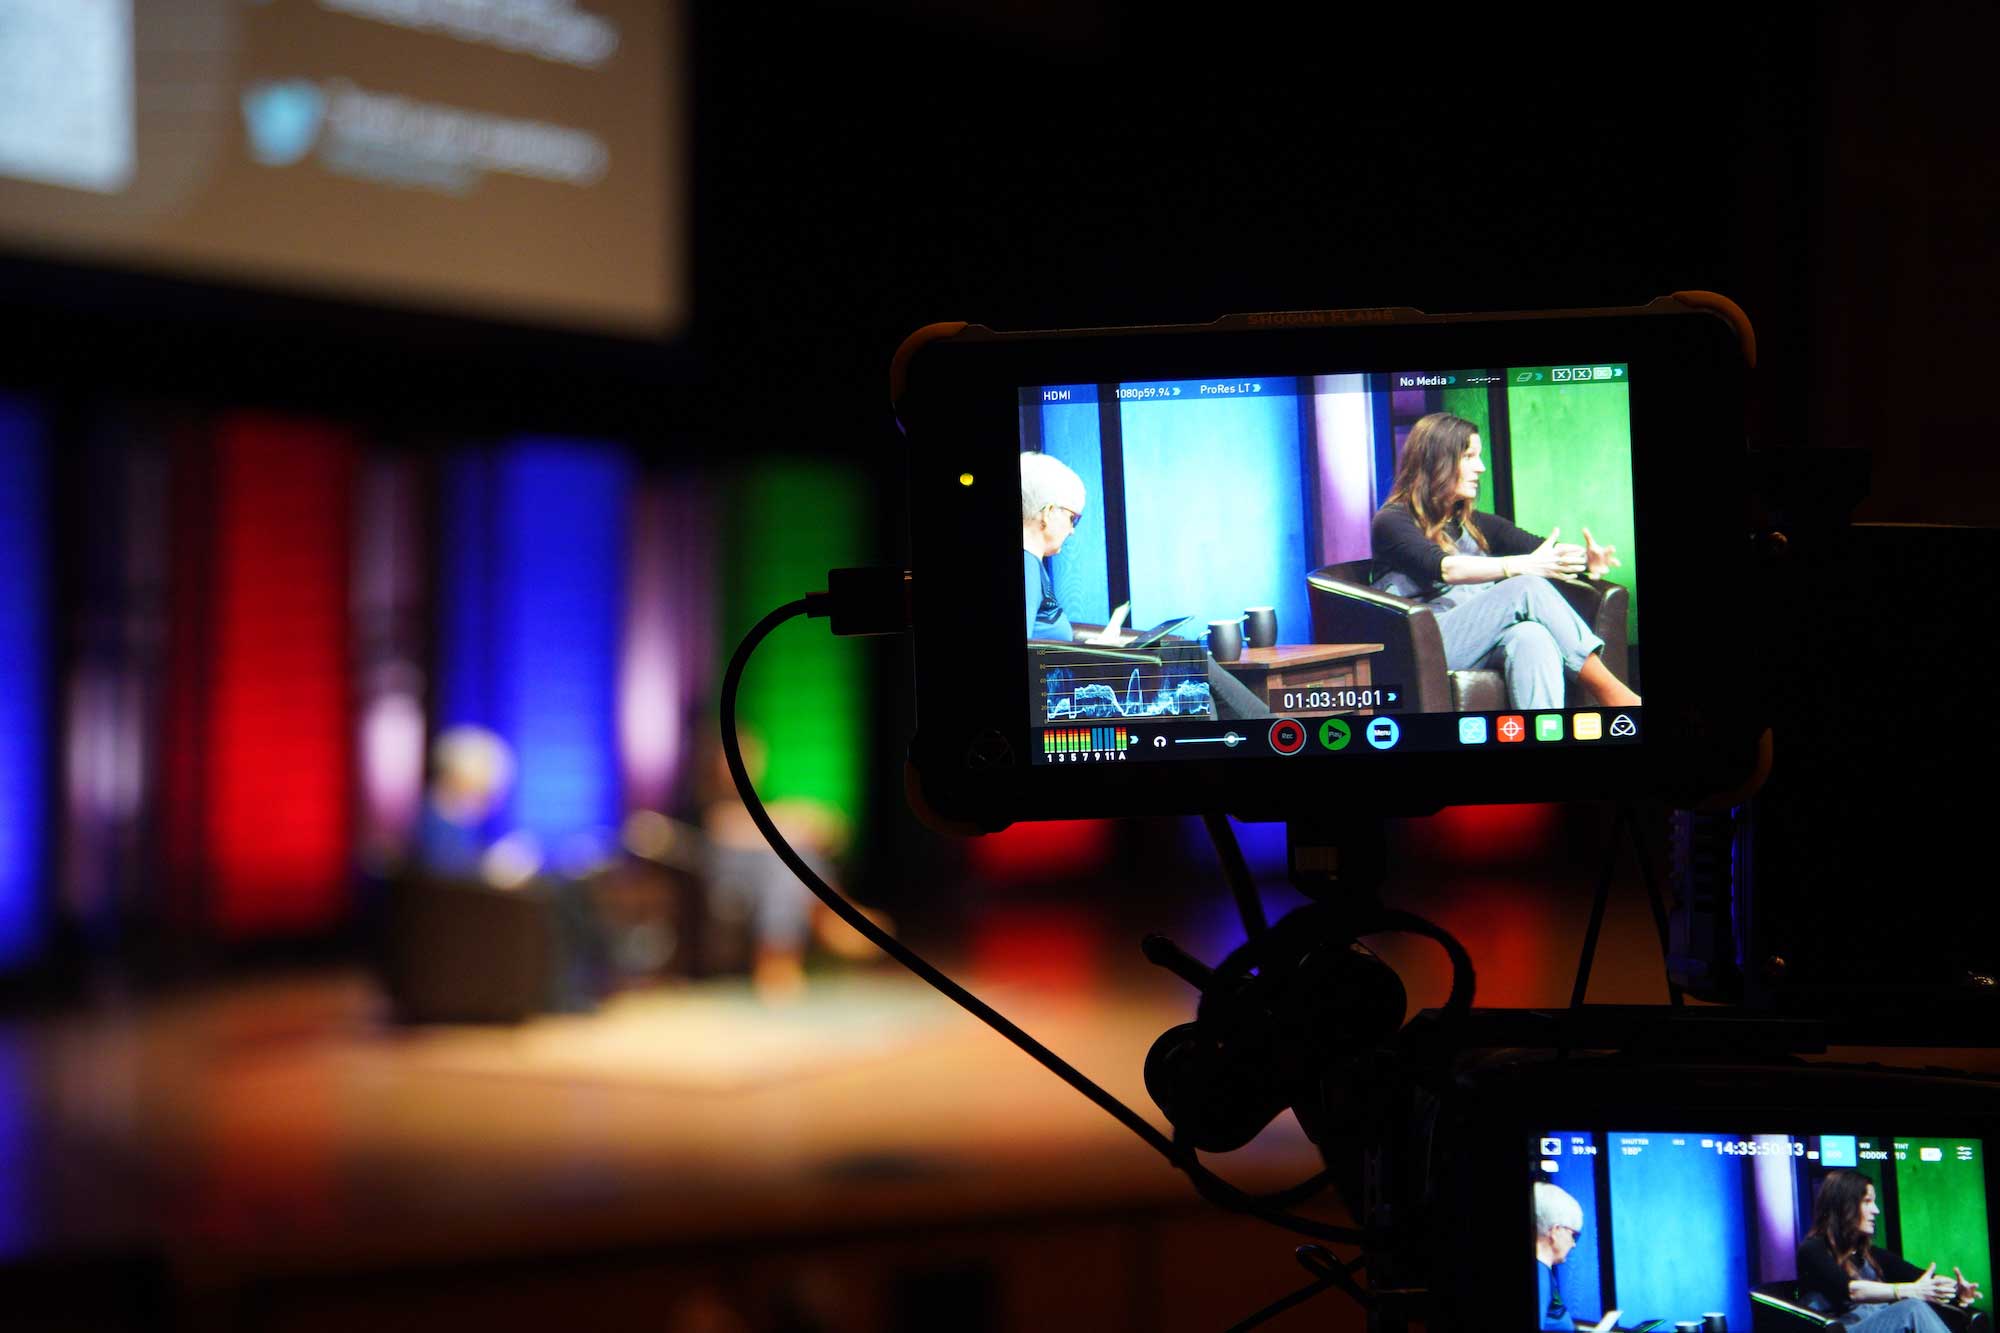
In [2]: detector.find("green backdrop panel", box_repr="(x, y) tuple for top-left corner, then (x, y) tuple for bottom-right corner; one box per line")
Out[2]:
(1504, 379), (1638, 644)
(726, 463), (868, 823)
(1895, 1138), (1991, 1311)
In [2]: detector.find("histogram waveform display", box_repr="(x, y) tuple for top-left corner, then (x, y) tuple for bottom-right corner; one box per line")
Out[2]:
(1043, 665), (1213, 721)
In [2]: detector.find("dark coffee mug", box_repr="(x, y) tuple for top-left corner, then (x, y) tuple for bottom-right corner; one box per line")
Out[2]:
(1244, 606), (1277, 649)
(1703, 1315), (1728, 1333)
(1675, 1322), (1702, 1333)
(1207, 619), (1244, 663)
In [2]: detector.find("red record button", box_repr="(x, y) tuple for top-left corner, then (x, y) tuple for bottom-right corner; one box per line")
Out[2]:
(1268, 718), (1307, 755)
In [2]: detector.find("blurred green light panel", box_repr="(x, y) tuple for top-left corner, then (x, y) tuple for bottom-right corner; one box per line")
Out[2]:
(1505, 379), (1639, 643)
(727, 463), (867, 822)
(1895, 1138), (1990, 1311)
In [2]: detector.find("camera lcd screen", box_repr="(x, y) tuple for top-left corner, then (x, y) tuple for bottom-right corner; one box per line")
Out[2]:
(1528, 1130), (1992, 1332)
(1019, 364), (1642, 765)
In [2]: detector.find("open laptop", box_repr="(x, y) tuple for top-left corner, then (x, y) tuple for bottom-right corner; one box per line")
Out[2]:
(1083, 603), (1193, 651)
(1124, 615), (1194, 649)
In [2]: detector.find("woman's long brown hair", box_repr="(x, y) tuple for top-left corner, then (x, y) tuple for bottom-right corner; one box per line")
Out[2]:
(1383, 412), (1487, 554)
(1809, 1169), (1877, 1279)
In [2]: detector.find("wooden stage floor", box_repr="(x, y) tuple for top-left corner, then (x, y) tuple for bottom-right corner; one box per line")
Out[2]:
(0, 964), (1350, 1331)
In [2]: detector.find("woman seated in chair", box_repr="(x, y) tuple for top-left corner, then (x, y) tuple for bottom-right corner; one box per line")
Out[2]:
(1370, 412), (1640, 711)
(1797, 1169), (1981, 1333)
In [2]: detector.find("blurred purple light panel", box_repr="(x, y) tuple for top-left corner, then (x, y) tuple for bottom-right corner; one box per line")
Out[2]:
(62, 432), (167, 936)
(619, 482), (714, 813)
(353, 457), (428, 865)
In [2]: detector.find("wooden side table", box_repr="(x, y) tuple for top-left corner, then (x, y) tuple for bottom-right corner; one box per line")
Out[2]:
(1215, 644), (1384, 714)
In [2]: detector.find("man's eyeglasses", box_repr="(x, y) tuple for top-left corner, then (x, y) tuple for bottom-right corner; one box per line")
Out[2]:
(1051, 505), (1083, 528)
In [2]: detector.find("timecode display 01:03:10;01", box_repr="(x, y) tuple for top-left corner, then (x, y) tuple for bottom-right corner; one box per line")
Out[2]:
(1279, 689), (1389, 711)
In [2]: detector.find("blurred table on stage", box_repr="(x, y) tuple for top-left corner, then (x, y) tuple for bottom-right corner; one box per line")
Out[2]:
(1215, 643), (1383, 712)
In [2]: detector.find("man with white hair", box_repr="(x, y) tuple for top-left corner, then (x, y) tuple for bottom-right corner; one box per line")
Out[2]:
(1022, 450), (1086, 640)
(1020, 451), (1269, 719)
(1535, 1180), (1586, 1330)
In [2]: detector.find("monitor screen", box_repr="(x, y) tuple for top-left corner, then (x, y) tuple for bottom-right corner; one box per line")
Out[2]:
(1529, 1130), (1992, 1332)
(1018, 364), (1640, 764)
(0, 0), (683, 336)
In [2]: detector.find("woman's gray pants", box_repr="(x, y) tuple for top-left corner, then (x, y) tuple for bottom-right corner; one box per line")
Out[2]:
(1436, 575), (1607, 711)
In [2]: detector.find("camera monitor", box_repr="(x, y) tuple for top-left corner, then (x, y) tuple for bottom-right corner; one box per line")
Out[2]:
(896, 297), (1759, 828)
(1528, 1129), (1992, 1333)
(1021, 364), (1640, 754)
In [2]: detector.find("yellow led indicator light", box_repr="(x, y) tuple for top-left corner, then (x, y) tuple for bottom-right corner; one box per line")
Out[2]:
(958, 472), (975, 486)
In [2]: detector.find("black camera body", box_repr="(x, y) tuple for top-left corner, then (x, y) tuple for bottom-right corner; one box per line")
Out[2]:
(875, 296), (1998, 1332)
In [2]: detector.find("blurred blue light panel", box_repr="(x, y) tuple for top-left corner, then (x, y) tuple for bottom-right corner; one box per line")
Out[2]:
(439, 441), (630, 856)
(1175, 817), (1307, 965)
(0, 398), (46, 967)
(497, 442), (629, 847)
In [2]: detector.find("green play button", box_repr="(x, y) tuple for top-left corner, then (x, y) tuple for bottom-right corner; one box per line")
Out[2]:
(1319, 718), (1351, 751)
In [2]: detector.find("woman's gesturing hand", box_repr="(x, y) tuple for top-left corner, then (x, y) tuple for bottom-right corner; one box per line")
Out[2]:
(1582, 526), (1621, 577)
(1511, 527), (1586, 579)
(1911, 1263), (1958, 1303)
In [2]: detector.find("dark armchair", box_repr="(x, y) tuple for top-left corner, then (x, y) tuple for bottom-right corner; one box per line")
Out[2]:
(1750, 1282), (1989, 1333)
(1305, 560), (1630, 713)
(1750, 1282), (1837, 1333)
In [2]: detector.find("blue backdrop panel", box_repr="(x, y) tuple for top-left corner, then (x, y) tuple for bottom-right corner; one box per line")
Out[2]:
(0, 398), (46, 968)
(1041, 398), (1111, 626)
(495, 441), (630, 852)
(1119, 392), (1309, 642)
(1607, 1134), (1752, 1332)
(1544, 1132), (1606, 1323)
(438, 442), (630, 861)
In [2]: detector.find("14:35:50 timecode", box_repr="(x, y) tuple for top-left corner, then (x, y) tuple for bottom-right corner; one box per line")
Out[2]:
(1713, 1139), (1804, 1157)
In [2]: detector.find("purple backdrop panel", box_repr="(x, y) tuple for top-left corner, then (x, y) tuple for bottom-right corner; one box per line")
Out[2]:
(1312, 375), (1378, 566)
(621, 479), (716, 814)
(63, 423), (167, 939)
(1754, 1133), (1801, 1282)
(354, 455), (427, 868)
